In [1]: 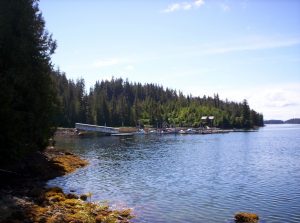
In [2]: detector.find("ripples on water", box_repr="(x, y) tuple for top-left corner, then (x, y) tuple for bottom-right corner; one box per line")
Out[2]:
(49, 124), (300, 223)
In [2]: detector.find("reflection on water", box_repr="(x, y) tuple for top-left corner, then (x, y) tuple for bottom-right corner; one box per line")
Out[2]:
(49, 124), (300, 223)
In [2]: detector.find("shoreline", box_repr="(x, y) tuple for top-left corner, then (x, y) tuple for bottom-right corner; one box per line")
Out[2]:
(55, 126), (258, 138)
(0, 147), (133, 223)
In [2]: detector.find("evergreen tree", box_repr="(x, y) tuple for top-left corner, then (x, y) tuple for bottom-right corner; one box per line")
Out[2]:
(0, 0), (57, 164)
(242, 99), (251, 128)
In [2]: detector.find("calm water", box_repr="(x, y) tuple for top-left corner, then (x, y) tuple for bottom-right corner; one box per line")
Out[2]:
(49, 124), (300, 223)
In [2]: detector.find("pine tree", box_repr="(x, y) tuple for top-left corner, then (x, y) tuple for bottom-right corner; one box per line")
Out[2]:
(242, 99), (251, 128)
(0, 0), (57, 164)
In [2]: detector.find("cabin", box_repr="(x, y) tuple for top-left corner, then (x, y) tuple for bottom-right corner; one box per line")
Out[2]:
(201, 116), (215, 127)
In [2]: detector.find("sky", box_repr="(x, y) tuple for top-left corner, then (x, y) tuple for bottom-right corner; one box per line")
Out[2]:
(39, 0), (300, 120)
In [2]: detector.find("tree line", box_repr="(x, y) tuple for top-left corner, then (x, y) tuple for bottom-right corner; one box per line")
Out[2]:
(51, 70), (264, 129)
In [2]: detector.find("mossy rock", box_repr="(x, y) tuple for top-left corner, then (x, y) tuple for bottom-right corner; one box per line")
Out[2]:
(46, 187), (63, 193)
(119, 209), (131, 217)
(235, 212), (259, 223)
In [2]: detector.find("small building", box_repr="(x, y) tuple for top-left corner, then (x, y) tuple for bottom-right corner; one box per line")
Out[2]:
(201, 116), (215, 127)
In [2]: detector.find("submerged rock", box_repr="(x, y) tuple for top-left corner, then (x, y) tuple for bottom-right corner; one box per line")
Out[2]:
(235, 212), (259, 223)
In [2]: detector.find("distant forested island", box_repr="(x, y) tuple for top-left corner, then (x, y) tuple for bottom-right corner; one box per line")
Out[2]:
(51, 72), (263, 129)
(264, 118), (300, 124)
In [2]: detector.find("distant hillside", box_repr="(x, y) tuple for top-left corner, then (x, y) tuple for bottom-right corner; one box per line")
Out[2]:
(264, 118), (300, 124)
(264, 120), (284, 124)
(285, 118), (300, 124)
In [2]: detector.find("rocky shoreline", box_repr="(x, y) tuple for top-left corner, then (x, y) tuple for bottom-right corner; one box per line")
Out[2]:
(0, 147), (133, 223)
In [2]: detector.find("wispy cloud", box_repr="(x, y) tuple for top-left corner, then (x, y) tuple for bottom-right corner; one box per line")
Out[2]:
(188, 83), (300, 120)
(162, 0), (205, 13)
(91, 57), (135, 68)
(263, 88), (300, 108)
(237, 83), (300, 119)
(139, 36), (300, 60)
(194, 0), (205, 7)
(203, 37), (300, 55)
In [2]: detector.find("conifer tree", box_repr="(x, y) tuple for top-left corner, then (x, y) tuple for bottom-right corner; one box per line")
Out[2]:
(242, 99), (251, 128)
(0, 0), (57, 164)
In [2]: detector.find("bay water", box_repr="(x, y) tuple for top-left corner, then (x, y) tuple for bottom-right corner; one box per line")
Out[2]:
(49, 124), (300, 222)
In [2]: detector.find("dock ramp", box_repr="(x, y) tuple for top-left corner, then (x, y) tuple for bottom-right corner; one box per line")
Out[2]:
(75, 123), (119, 134)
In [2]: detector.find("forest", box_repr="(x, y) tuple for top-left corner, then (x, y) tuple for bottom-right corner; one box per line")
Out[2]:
(51, 70), (264, 129)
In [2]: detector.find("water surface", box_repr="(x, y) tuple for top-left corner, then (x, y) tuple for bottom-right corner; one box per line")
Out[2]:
(49, 124), (300, 223)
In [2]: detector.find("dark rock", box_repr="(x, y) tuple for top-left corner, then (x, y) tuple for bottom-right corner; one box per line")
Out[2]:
(66, 193), (79, 199)
(80, 194), (87, 201)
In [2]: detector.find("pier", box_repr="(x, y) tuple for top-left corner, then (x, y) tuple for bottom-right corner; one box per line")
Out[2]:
(75, 123), (119, 134)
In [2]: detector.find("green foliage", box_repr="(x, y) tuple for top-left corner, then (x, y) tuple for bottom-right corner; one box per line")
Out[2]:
(0, 0), (57, 165)
(52, 76), (264, 129)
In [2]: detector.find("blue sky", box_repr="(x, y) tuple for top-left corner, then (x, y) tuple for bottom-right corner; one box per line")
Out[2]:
(39, 0), (300, 120)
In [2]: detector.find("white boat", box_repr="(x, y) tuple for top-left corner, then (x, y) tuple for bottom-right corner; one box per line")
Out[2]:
(135, 129), (146, 134)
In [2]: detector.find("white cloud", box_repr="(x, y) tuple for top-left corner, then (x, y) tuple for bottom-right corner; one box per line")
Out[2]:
(203, 37), (300, 55)
(256, 87), (300, 109)
(139, 36), (300, 61)
(163, 3), (181, 13)
(222, 83), (300, 120)
(162, 0), (205, 13)
(183, 2), (192, 10)
(90, 57), (136, 69)
(194, 0), (205, 7)
(179, 82), (300, 120)
(248, 84), (300, 120)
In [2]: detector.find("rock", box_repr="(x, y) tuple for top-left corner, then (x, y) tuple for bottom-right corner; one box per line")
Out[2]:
(120, 209), (131, 217)
(48, 196), (62, 203)
(47, 187), (63, 194)
(80, 194), (87, 201)
(66, 193), (79, 199)
(235, 212), (259, 223)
